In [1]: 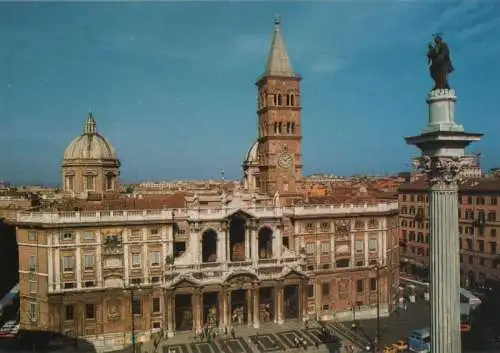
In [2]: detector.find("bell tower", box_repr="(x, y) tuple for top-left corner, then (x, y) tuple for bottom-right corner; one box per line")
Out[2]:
(256, 17), (303, 198)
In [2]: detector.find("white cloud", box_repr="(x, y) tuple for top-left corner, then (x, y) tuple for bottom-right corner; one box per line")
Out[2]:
(433, 1), (482, 30)
(233, 34), (269, 54)
(455, 18), (500, 41)
(310, 57), (345, 75)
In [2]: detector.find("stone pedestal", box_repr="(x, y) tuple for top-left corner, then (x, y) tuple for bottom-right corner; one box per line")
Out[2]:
(423, 89), (463, 133)
(406, 88), (482, 353)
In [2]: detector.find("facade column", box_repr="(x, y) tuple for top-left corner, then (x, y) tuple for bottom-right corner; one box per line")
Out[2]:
(75, 247), (82, 289)
(166, 291), (175, 337)
(274, 282), (284, 325)
(406, 85), (482, 353)
(226, 226), (231, 262)
(227, 290), (232, 327)
(192, 290), (202, 334)
(251, 225), (258, 266)
(274, 226), (282, 260)
(245, 289), (252, 326)
(252, 285), (260, 329)
(245, 228), (250, 260)
(219, 289), (227, 329)
(298, 280), (304, 322)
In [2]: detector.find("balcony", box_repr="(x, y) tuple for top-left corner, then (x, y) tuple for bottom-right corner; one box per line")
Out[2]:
(17, 202), (399, 224)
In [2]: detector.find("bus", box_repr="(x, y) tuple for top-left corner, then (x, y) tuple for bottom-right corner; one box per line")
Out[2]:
(460, 288), (481, 310)
(407, 328), (431, 353)
(0, 284), (20, 338)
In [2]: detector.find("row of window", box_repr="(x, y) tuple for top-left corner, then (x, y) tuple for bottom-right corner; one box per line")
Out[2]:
(318, 278), (378, 298)
(30, 227), (170, 244)
(401, 194), (427, 203)
(302, 219), (380, 233)
(401, 208), (497, 222)
(460, 238), (498, 254)
(259, 92), (298, 108)
(64, 174), (115, 192)
(303, 239), (378, 254)
(461, 196), (498, 206)
(401, 194), (499, 206)
(461, 209), (496, 221)
(272, 122), (296, 135)
(62, 297), (161, 322)
(460, 254), (498, 269)
(27, 250), (163, 273)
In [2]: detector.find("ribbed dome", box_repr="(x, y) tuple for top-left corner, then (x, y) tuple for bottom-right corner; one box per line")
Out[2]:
(244, 141), (259, 164)
(63, 113), (118, 161)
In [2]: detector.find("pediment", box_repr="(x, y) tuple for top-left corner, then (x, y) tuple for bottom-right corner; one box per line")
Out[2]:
(172, 276), (200, 289)
(281, 268), (308, 280)
(224, 271), (259, 286)
(226, 208), (255, 220)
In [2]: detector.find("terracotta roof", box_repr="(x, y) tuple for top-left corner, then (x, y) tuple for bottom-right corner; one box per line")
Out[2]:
(398, 177), (500, 193)
(52, 193), (187, 211)
(304, 193), (395, 205)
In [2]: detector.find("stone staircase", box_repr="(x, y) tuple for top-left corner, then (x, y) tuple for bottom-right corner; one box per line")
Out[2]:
(327, 321), (373, 351)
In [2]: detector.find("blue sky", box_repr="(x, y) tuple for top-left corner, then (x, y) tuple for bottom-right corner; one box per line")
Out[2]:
(1, 1), (500, 185)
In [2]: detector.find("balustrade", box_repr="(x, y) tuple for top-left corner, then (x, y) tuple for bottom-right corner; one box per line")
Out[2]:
(17, 202), (398, 224)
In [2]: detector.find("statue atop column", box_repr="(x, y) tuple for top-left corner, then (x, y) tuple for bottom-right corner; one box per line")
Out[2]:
(427, 34), (454, 90)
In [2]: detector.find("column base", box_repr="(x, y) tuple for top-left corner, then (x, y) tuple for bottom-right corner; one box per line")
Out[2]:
(253, 322), (260, 329)
(277, 320), (284, 325)
(167, 330), (175, 338)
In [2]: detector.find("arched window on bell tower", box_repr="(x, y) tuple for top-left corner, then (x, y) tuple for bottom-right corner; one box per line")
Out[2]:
(291, 122), (296, 134)
(278, 122), (282, 134)
(274, 122), (279, 135)
(286, 92), (295, 106)
(273, 93), (282, 106)
(286, 122), (291, 134)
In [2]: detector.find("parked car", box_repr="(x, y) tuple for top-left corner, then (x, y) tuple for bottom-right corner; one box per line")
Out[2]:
(383, 345), (398, 353)
(393, 340), (408, 351)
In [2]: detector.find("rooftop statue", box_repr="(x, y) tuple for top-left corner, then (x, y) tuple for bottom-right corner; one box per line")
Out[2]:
(427, 34), (454, 90)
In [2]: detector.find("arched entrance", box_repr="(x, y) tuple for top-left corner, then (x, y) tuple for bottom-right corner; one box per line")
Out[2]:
(174, 294), (193, 331)
(201, 229), (217, 263)
(202, 292), (219, 328)
(258, 227), (273, 259)
(229, 217), (246, 261)
(467, 270), (476, 287)
(284, 285), (299, 319)
(259, 287), (274, 323)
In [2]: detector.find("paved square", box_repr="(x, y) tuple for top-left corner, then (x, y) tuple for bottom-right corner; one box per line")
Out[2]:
(218, 338), (253, 353)
(189, 342), (218, 353)
(275, 330), (313, 348)
(162, 344), (189, 353)
(302, 328), (338, 344)
(249, 334), (284, 353)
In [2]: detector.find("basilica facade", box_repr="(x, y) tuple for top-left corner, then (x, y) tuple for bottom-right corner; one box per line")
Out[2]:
(16, 19), (400, 352)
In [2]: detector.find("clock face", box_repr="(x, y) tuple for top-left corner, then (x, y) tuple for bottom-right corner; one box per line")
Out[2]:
(278, 153), (293, 169)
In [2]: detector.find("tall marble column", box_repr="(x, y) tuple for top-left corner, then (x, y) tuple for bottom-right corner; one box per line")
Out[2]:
(274, 283), (284, 325)
(219, 289), (227, 329)
(406, 87), (482, 353)
(245, 228), (250, 260)
(166, 291), (175, 337)
(252, 286), (260, 329)
(227, 290), (232, 327)
(245, 289), (253, 326)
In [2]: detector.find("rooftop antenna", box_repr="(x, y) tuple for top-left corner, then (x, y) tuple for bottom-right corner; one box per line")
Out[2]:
(221, 169), (225, 182)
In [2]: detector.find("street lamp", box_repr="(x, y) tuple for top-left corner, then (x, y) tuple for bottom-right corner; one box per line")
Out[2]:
(371, 261), (388, 352)
(124, 285), (142, 353)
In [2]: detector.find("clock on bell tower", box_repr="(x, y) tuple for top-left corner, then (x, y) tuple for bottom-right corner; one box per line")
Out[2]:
(255, 16), (303, 197)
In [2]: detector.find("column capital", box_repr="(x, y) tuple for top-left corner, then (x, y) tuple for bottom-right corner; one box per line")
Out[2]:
(415, 155), (474, 188)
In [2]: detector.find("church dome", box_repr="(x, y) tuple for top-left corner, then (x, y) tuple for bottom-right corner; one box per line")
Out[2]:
(244, 141), (259, 164)
(63, 113), (118, 161)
